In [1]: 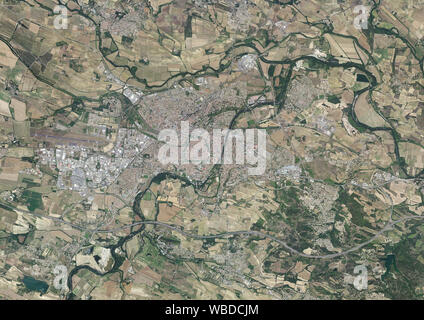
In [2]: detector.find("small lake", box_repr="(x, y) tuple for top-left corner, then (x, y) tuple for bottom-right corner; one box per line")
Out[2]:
(22, 276), (49, 295)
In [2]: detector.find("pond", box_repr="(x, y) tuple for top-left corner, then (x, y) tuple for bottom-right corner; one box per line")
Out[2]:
(22, 276), (49, 295)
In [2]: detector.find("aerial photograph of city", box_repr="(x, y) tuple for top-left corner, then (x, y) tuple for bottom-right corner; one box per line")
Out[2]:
(0, 0), (423, 309)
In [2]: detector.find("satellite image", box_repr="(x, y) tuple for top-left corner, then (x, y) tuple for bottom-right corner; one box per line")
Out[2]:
(0, 0), (423, 302)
